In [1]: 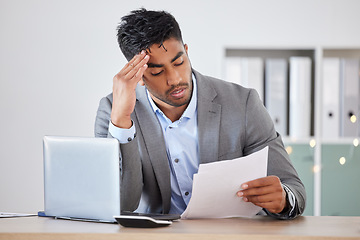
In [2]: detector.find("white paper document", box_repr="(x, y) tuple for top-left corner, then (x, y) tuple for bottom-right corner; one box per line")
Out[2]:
(181, 146), (268, 219)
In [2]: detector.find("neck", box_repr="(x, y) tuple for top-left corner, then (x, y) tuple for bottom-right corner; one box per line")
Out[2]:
(148, 91), (188, 122)
(154, 100), (188, 122)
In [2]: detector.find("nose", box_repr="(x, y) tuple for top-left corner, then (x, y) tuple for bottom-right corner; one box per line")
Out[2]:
(166, 67), (182, 86)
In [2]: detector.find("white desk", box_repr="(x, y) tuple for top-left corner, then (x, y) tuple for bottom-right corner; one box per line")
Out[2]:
(1, 216), (360, 240)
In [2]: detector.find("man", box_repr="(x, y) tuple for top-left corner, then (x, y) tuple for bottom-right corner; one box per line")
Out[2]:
(95, 8), (305, 219)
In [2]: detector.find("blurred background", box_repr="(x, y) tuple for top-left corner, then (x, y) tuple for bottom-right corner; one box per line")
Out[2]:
(1, 0), (360, 216)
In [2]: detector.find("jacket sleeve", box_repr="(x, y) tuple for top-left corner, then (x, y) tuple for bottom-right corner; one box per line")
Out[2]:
(243, 89), (306, 219)
(94, 96), (143, 211)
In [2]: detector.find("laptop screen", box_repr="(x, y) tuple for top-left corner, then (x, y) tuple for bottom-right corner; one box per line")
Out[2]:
(43, 136), (120, 222)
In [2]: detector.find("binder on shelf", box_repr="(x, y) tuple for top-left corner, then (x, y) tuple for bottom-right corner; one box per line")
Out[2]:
(240, 58), (264, 102)
(265, 58), (288, 137)
(224, 57), (264, 102)
(224, 57), (242, 85)
(322, 58), (340, 138)
(339, 58), (360, 137)
(289, 57), (312, 138)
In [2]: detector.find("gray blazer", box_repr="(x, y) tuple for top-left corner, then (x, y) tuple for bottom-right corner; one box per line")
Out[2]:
(95, 69), (306, 218)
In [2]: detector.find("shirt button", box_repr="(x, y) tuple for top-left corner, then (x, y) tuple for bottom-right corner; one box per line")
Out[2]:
(127, 137), (132, 142)
(174, 158), (179, 163)
(185, 192), (189, 196)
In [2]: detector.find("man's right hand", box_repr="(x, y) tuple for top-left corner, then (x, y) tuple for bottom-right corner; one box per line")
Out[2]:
(111, 50), (149, 129)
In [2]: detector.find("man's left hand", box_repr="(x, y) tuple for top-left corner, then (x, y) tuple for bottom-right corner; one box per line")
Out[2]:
(237, 175), (287, 214)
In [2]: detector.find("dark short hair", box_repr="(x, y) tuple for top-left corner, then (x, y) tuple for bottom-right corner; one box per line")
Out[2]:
(117, 8), (183, 61)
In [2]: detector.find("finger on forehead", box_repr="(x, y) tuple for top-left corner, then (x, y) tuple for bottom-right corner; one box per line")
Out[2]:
(121, 51), (146, 75)
(125, 54), (149, 80)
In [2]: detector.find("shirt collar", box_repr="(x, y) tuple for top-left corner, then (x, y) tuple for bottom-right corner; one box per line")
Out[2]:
(146, 73), (197, 121)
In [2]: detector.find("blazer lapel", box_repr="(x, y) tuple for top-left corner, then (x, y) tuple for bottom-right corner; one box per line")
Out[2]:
(194, 70), (222, 164)
(133, 85), (171, 213)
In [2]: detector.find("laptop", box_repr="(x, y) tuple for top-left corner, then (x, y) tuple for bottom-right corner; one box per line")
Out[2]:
(43, 136), (120, 223)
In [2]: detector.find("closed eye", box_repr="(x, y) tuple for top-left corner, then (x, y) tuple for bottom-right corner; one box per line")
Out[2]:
(174, 60), (184, 67)
(151, 70), (164, 76)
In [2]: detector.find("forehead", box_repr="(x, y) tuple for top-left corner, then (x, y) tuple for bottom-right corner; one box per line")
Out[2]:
(147, 38), (185, 62)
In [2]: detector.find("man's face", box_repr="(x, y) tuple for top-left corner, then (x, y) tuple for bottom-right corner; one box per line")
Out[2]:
(140, 38), (193, 110)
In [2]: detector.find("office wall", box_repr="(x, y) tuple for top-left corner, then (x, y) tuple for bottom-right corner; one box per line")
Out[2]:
(1, 0), (360, 213)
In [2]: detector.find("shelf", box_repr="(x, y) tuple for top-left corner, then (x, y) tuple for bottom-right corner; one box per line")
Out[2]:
(223, 46), (360, 217)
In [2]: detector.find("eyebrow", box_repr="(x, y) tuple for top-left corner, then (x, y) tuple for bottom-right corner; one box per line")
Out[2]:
(147, 51), (184, 68)
(171, 51), (184, 63)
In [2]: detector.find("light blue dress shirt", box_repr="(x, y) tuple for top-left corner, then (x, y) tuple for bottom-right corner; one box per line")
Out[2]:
(109, 75), (199, 214)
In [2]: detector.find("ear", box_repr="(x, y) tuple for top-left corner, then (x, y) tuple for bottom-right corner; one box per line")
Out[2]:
(184, 44), (188, 54)
(139, 78), (145, 86)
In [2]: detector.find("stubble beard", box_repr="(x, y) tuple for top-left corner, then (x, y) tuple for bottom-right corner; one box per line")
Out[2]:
(148, 74), (193, 108)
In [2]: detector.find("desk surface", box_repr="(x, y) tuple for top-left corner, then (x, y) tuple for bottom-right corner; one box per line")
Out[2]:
(1, 216), (360, 240)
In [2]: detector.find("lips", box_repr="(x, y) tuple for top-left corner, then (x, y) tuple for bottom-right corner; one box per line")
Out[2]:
(170, 87), (186, 98)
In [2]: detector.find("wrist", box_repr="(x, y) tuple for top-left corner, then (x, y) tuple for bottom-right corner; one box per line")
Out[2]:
(278, 184), (296, 215)
(279, 193), (290, 214)
(111, 116), (132, 129)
